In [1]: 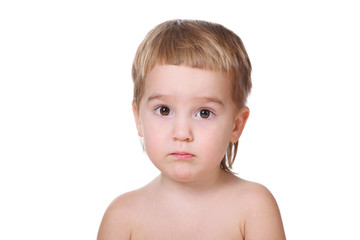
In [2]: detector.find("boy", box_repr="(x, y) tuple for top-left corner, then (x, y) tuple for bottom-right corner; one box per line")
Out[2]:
(98, 19), (285, 239)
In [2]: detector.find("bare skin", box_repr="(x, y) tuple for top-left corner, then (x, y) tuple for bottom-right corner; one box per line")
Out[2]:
(97, 171), (286, 240)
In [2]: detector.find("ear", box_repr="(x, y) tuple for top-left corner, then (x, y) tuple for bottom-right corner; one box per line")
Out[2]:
(132, 101), (143, 137)
(230, 106), (250, 143)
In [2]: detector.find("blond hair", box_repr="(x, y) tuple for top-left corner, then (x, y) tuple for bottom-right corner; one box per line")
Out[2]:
(132, 19), (252, 173)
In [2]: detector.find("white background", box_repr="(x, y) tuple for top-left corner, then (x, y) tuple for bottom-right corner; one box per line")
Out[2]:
(1, 0), (359, 239)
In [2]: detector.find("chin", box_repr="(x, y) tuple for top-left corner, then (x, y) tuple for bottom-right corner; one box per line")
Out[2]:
(166, 164), (198, 183)
(171, 173), (196, 183)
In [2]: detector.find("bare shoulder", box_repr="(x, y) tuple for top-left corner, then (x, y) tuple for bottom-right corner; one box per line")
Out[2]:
(232, 178), (277, 203)
(228, 177), (286, 240)
(97, 189), (143, 240)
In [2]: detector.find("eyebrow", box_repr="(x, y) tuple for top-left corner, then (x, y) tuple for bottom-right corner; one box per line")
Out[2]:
(147, 94), (224, 106)
(147, 94), (169, 103)
(197, 96), (225, 106)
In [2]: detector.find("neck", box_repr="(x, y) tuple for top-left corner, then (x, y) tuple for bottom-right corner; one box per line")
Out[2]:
(157, 168), (227, 197)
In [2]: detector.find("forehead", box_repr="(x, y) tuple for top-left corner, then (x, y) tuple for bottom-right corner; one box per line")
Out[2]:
(142, 65), (233, 104)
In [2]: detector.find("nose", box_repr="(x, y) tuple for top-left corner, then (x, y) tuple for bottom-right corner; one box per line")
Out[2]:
(172, 115), (194, 142)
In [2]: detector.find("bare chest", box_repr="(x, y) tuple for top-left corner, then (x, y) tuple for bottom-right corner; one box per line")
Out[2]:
(130, 202), (244, 240)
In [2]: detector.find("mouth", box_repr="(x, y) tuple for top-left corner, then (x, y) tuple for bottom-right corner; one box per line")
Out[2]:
(170, 152), (195, 160)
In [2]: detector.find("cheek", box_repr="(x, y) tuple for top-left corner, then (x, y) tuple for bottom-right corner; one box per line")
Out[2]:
(196, 121), (233, 161)
(141, 118), (167, 155)
(202, 135), (229, 160)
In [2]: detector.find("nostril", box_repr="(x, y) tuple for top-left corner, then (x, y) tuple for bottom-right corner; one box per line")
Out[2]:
(173, 135), (192, 142)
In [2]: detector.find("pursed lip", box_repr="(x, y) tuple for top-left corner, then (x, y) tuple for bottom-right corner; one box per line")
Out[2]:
(170, 152), (195, 160)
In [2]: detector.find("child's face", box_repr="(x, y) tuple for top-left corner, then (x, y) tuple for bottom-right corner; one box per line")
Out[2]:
(133, 65), (249, 183)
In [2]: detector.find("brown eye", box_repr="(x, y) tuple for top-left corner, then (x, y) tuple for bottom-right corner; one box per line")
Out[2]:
(198, 109), (213, 119)
(157, 106), (171, 116)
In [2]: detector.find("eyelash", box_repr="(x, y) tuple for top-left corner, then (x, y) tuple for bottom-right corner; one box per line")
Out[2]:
(195, 109), (214, 119)
(154, 106), (215, 119)
(155, 106), (173, 116)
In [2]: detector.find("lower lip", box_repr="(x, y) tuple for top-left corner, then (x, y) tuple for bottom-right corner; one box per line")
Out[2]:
(170, 153), (195, 160)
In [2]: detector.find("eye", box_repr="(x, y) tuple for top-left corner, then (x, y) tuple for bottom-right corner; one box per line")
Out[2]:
(196, 109), (214, 119)
(155, 106), (172, 116)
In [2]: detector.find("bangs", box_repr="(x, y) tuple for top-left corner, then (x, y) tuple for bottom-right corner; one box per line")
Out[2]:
(133, 20), (243, 78)
(147, 29), (227, 72)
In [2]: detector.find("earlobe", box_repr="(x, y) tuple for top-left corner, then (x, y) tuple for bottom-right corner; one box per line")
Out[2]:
(230, 106), (250, 143)
(132, 101), (143, 137)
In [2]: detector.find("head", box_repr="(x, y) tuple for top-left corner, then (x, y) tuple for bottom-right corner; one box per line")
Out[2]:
(132, 19), (252, 173)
